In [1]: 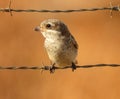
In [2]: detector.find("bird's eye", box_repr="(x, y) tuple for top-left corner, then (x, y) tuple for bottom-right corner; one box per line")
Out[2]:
(46, 24), (52, 28)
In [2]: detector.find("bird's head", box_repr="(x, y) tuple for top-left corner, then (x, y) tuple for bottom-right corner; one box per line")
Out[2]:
(34, 19), (70, 39)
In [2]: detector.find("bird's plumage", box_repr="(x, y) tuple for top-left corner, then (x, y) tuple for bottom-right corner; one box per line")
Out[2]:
(35, 19), (78, 67)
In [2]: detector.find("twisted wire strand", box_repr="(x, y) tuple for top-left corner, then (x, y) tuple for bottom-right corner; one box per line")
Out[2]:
(0, 6), (119, 13)
(0, 64), (120, 70)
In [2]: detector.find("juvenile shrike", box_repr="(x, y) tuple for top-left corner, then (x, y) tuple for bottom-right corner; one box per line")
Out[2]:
(34, 19), (78, 73)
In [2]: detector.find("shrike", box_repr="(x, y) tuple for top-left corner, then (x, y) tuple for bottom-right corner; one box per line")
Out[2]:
(34, 19), (78, 73)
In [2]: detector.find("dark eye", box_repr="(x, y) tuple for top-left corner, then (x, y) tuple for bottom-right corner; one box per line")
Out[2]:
(46, 24), (52, 28)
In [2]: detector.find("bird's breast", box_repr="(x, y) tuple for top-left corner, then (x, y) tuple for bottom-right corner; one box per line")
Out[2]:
(45, 39), (64, 52)
(44, 38), (77, 66)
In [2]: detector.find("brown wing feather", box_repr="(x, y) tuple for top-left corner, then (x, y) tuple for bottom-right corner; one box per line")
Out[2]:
(70, 35), (78, 49)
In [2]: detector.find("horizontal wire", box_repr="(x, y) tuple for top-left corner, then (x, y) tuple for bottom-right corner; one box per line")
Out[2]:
(0, 6), (119, 13)
(0, 64), (120, 70)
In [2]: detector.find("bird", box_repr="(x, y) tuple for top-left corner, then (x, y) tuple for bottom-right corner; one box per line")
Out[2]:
(34, 19), (78, 73)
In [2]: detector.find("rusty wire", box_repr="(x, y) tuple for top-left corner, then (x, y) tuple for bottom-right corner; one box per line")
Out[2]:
(0, 6), (119, 14)
(0, 64), (120, 71)
(0, 0), (120, 14)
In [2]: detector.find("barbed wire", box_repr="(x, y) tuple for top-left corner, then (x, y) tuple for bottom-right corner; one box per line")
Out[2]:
(0, 64), (120, 71)
(0, 0), (120, 15)
(0, 6), (119, 14)
(0, 0), (119, 17)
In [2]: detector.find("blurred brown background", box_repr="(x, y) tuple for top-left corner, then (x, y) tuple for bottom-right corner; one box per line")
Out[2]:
(0, 0), (120, 99)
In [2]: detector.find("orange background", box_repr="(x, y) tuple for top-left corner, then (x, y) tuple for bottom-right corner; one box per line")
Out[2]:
(0, 0), (120, 99)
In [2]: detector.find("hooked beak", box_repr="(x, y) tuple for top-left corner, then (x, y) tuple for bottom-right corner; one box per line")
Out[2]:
(34, 26), (40, 31)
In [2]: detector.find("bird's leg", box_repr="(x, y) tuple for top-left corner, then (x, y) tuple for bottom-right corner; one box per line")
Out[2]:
(71, 62), (76, 72)
(50, 63), (56, 73)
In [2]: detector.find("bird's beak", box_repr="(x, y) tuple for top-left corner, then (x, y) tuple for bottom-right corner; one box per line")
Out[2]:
(34, 26), (40, 31)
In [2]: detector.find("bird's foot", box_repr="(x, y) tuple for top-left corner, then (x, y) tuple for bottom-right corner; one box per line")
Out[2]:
(50, 63), (56, 73)
(71, 62), (76, 72)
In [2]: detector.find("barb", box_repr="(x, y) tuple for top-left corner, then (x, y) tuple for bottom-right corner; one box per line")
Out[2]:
(110, 2), (113, 18)
(0, 64), (120, 70)
(0, 6), (119, 13)
(8, 0), (13, 16)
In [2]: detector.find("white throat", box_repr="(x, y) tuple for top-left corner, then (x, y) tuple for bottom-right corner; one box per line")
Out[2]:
(42, 30), (64, 42)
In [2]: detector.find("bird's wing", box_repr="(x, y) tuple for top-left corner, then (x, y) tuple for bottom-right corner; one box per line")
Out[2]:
(70, 35), (78, 49)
